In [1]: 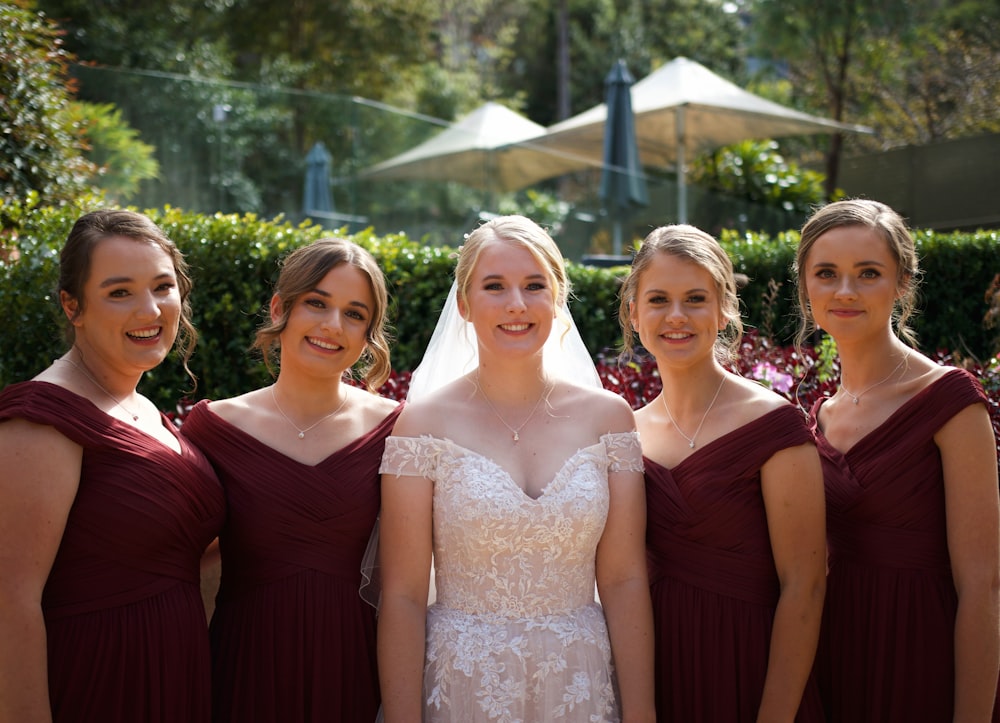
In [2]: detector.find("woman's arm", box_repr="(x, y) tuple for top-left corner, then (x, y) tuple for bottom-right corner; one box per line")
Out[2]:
(938, 403), (1000, 723)
(0, 419), (82, 723)
(199, 537), (221, 621)
(596, 441), (656, 723)
(378, 462), (434, 723)
(758, 442), (827, 723)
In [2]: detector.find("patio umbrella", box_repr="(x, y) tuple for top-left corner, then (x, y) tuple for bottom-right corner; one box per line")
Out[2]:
(303, 141), (334, 221)
(599, 60), (648, 254)
(538, 56), (872, 222)
(360, 102), (597, 197)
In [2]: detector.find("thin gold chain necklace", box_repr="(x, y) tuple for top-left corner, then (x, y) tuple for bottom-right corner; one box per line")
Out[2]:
(476, 371), (550, 444)
(57, 354), (140, 421)
(839, 351), (910, 405)
(660, 374), (727, 449)
(270, 385), (349, 439)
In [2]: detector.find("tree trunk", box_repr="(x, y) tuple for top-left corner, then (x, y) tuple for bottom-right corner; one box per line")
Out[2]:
(556, 0), (570, 120)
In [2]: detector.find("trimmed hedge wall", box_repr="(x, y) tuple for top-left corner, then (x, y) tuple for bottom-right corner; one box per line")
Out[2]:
(1, 201), (997, 409)
(724, 228), (1000, 360)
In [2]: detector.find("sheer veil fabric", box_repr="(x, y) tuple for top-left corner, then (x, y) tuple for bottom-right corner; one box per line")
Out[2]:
(407, 282), (602, 403)
(360, 282), (602, 610)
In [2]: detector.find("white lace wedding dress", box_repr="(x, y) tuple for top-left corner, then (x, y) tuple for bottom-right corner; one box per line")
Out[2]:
(380, 432), (643, 723)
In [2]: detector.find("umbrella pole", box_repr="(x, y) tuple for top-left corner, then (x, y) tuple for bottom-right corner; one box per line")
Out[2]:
(676, 106), (687, 224)
(612, 218), (623, 255)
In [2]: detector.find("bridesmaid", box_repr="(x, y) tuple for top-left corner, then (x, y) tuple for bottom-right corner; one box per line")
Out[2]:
(0, 209), (224, 722)
(181, 238), (402, 722)
(619, 224), (827, 722)
(795, 199), (1000, 722)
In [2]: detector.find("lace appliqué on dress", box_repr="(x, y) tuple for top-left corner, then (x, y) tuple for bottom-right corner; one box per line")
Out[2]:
(379, 433), (638, 722)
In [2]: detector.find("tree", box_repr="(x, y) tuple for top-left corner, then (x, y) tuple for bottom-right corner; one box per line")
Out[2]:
(222, 0), (438, 99)
(750, 0), (914, 198)
(68, 102), (159, 203)
(850, 10), (1000, 148)
(506, 0), (745, 126)
(749, 0), (1000, 195)
(0, 2), (95, 206)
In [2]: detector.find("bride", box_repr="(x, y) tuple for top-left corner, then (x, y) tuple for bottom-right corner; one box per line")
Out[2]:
(377, 215), (655, 722)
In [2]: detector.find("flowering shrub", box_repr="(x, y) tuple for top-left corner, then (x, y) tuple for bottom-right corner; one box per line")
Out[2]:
(169, 331), (1000, 463)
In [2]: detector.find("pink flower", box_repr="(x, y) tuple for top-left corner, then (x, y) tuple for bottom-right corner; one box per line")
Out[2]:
(752, 361), (794, 393)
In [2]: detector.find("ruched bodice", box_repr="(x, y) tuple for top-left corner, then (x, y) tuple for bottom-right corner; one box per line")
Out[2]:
(810, 368), (1000, 722)
(181, 399), (402, 723)
(0, 381), (224, 723)
(644, 404), (823, 722)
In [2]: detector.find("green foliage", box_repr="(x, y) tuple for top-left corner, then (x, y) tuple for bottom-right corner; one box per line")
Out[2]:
(34, 0), (229, 69)
(850, 23), (1000, 148)
(497, 190), (572, 235)
(691, 140), (832, 214)
(565, 259), (629, 356)
(510, 0), (745, 126)
(813, 334), (840, 384)
(67, 102), (159, 202)
(0, 196), (90, 387)
(2, 203), (997, 412)
(220, 0), (438, 98)
(358, 230), (457, 370)
(750, 0), (1000, 159)
(718, 227), (1000, 361)
(0, 2), (96, 206)
(911, 229), (1000, 359)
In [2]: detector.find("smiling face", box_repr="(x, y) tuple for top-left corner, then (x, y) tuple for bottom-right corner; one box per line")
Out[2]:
(459, 239), (557, 361)
(629, 251), (726, 370)
(802, 224), (903, 344)
(62, 235), (182, 375)
(273, 262), (375, 379)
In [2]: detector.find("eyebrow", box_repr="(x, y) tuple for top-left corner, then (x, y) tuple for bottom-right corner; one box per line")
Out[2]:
(811, 260), (888, 268)
(99, 272), (175, 288)
(643, 286), (710, 295)
(481, 273), (548, 282)
(309, 287), (371, 313)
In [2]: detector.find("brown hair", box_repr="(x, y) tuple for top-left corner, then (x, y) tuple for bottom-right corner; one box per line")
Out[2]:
(253, 238), (392, 391)
(58, 209), (197, 380)
(794, 199), (920, 349)
(618, 224), (742, 362)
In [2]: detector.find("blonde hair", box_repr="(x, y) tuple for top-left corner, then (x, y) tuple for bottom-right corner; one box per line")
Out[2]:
(454, 215), (572, 335)
(455, 215), (568, 306)
(794, 199), (920, 350)
(619, 224), (742, 362)
(253, 238), (392, 391)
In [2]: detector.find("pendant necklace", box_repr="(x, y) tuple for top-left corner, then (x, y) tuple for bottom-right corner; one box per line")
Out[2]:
(661, 374), (727, 449)
(57, 354), (140, 421)
(839, 351), (910, 405)
(270, 385), (349, 439)
(476, 371), (550, 444)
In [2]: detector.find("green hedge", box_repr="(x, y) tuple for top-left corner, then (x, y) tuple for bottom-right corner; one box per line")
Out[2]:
(721, 228), (1000, 359)
(1, 200), (997, 409)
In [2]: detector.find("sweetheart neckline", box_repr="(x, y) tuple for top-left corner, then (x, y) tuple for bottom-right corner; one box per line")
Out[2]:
(393, 434), (618, 502)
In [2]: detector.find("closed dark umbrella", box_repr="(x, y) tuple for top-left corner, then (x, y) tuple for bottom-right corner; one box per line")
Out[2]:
(303, 141), (335, 222)
(599, 59), (648, 255)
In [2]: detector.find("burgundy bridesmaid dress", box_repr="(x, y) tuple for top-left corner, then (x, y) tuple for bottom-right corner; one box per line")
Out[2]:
(645, 404), (824, 722)
(0, 381), (225, 723)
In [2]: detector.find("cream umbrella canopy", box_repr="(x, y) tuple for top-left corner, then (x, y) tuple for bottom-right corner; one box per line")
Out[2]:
(360, 101), (597, 195)
(537, 56), (872, 222)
